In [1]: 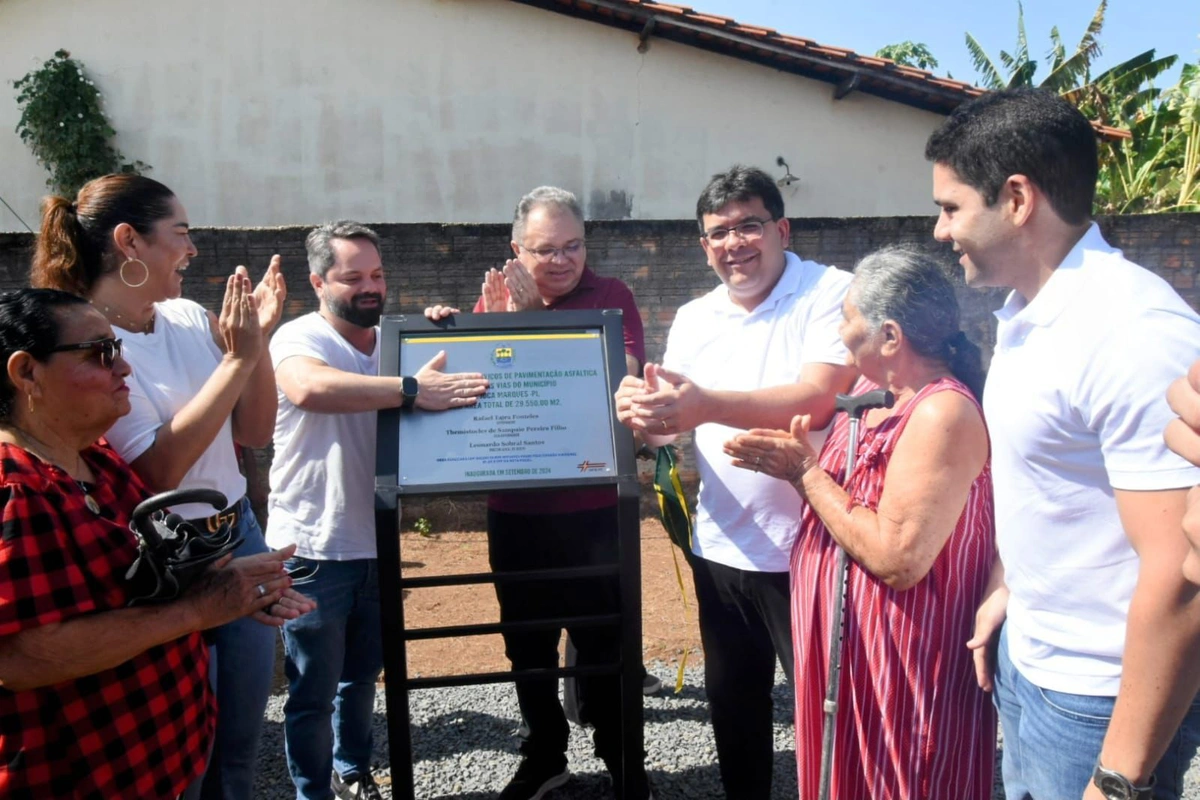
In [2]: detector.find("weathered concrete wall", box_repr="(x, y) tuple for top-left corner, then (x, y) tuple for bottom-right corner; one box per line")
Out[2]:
(0, 0), (949, 231)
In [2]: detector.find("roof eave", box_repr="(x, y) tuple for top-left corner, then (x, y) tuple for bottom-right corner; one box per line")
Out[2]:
(509, 0), (1131, 142)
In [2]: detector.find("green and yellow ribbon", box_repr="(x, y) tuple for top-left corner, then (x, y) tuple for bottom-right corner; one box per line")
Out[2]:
(652, 444), (696, 692)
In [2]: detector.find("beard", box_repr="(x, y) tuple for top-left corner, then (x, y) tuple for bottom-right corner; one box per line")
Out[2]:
(325, 291), (384, 328)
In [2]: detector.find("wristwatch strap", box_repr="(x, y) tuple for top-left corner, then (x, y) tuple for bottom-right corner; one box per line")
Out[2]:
(400, 375), (419, 411)
(1092, 762), (1155, 800)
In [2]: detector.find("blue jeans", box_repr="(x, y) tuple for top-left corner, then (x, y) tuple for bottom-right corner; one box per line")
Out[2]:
(199, 497), (277, 800)
(994, 623), (1200, 799)
(281, 557), (383, 800)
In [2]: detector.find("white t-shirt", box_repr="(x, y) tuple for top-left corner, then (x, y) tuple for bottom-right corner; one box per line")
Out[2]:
(663, 251), (851, 572)
(986, 224), (1200, 696)
(266, 312), (380, 560)
(105, 298), (246, 520)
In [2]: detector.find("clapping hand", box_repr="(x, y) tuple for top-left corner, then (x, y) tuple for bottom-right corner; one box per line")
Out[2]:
(618, 363), (708, 436)
(481, 268), (509, 312)
(218, 271), (264, 364)
(724, 414), (819, 488)
(615, 373), (649, 430)
(248, 255), (286, 336)
(188, 546), (295, 629)
(480, 261), (544, 312)
(252, 585), (317, 627)
(502, 260), (542, 311)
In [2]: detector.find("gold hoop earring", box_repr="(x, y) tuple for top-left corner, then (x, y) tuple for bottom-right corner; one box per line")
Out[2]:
(119, 257), (150, 289)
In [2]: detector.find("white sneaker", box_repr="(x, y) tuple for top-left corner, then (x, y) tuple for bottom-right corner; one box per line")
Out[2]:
(331, 770), (383, 800)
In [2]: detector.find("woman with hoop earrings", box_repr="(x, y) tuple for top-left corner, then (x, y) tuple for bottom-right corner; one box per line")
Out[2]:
(31, 174), (292, 800)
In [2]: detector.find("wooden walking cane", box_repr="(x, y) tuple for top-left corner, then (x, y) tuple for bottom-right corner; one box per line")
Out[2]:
(817, 389), (894, 800)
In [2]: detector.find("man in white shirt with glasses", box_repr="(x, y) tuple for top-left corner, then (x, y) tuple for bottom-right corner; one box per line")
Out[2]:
(616, 165), (856, 800)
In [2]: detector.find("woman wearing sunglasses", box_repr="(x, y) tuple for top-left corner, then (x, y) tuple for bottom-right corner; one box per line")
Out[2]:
(0, 288), (311, 799)
(30, 174), (287, 800)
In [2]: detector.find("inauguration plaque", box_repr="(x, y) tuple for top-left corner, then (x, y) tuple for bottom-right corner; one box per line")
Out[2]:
(373, 308), (643, 800)
(376, 309), (633, 497)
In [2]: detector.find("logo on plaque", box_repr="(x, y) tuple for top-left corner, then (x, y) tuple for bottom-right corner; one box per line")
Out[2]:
(491, 346), (514, 367)
(577, 460), (608, 472)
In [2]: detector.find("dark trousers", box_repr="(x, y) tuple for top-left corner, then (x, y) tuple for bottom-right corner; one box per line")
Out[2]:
(690, 554), (794, 800)
(488, 506), (623, 761)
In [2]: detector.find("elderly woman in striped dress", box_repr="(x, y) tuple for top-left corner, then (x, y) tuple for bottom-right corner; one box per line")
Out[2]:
(725, 245), (998, 799)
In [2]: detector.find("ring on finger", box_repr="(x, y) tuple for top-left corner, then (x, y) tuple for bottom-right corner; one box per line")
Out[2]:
(255, 583), (266, 599)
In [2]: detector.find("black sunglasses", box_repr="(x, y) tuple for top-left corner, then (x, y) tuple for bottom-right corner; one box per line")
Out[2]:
(48, 337), (123, 369)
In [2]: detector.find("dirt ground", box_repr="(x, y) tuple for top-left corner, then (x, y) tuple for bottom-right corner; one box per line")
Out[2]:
(399, 517), (702, 678)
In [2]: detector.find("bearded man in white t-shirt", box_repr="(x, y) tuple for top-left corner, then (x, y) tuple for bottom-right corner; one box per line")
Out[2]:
(927, 88), (1200, 800)
(266, 221), (489, 800)
(615, 165), (857, 799)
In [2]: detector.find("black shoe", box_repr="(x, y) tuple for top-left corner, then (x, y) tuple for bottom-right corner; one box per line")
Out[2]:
(498, 755), (570, 800)
(332, 770), (384, 800)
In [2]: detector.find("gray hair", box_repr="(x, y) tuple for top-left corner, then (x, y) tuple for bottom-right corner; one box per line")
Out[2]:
(305, 220), (382, 278)
(511, 186), (585, 244)
(851, 245), (985, 399)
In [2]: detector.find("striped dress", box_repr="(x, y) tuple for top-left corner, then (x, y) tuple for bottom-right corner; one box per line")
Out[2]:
(791, 377), (996, 799)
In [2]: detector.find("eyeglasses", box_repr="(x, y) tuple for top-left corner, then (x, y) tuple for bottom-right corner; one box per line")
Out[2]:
(702, 218), (775, 245)
(519, 240), (585, 263)
(48, 337), (123, 369)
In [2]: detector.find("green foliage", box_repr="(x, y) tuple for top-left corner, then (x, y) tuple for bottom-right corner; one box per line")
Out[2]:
(963, 4), (1198, 214)
(966, 0), (1109, 91)
(1095, 61), (1200, 213)
(875, 41), (940, 71)
(413, 517), (433, 536)
(12, 49), (148, 196)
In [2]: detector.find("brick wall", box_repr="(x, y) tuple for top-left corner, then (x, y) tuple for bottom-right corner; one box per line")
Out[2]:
(1, 214), (1196, 525)
(5, 214), (1195, 365)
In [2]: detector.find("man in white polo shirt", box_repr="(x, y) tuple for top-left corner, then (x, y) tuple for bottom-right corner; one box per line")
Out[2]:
(615, 165), (856, 799)
(927, 88), (1200, 800)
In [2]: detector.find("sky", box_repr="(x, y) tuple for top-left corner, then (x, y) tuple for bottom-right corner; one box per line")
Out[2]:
(693, 0), (1198, 87)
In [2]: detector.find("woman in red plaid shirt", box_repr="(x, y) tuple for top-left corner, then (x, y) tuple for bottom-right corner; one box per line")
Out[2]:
(0, 289), (306, 799)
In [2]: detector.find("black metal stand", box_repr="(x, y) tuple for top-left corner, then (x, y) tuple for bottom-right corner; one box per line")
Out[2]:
(376, 477), (643, 799)
(374, 308), (644, 799)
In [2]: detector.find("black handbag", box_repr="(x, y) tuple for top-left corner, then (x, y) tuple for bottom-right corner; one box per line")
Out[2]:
(124, 489), (245, 606)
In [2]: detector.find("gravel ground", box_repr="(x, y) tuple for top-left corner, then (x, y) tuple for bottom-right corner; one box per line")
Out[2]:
(254, 664), (1200, 799)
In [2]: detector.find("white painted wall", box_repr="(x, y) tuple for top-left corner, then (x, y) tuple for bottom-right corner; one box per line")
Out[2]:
(0, 0), (945, 231)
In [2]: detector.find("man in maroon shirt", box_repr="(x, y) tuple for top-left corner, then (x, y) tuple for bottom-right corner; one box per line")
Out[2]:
(430, 186), (651, 800)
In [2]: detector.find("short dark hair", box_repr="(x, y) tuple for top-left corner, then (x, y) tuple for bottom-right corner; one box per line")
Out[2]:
(32, 174), (177, 296)
(695, 165), (785, 231)
(924, 88), (1098, 225)
(0, 288), (90, 421)
(305, 220), (382, 278)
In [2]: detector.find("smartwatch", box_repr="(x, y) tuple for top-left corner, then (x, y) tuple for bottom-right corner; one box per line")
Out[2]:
(1092, 762), (1154, 800)
(400, 376), (419, 411)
